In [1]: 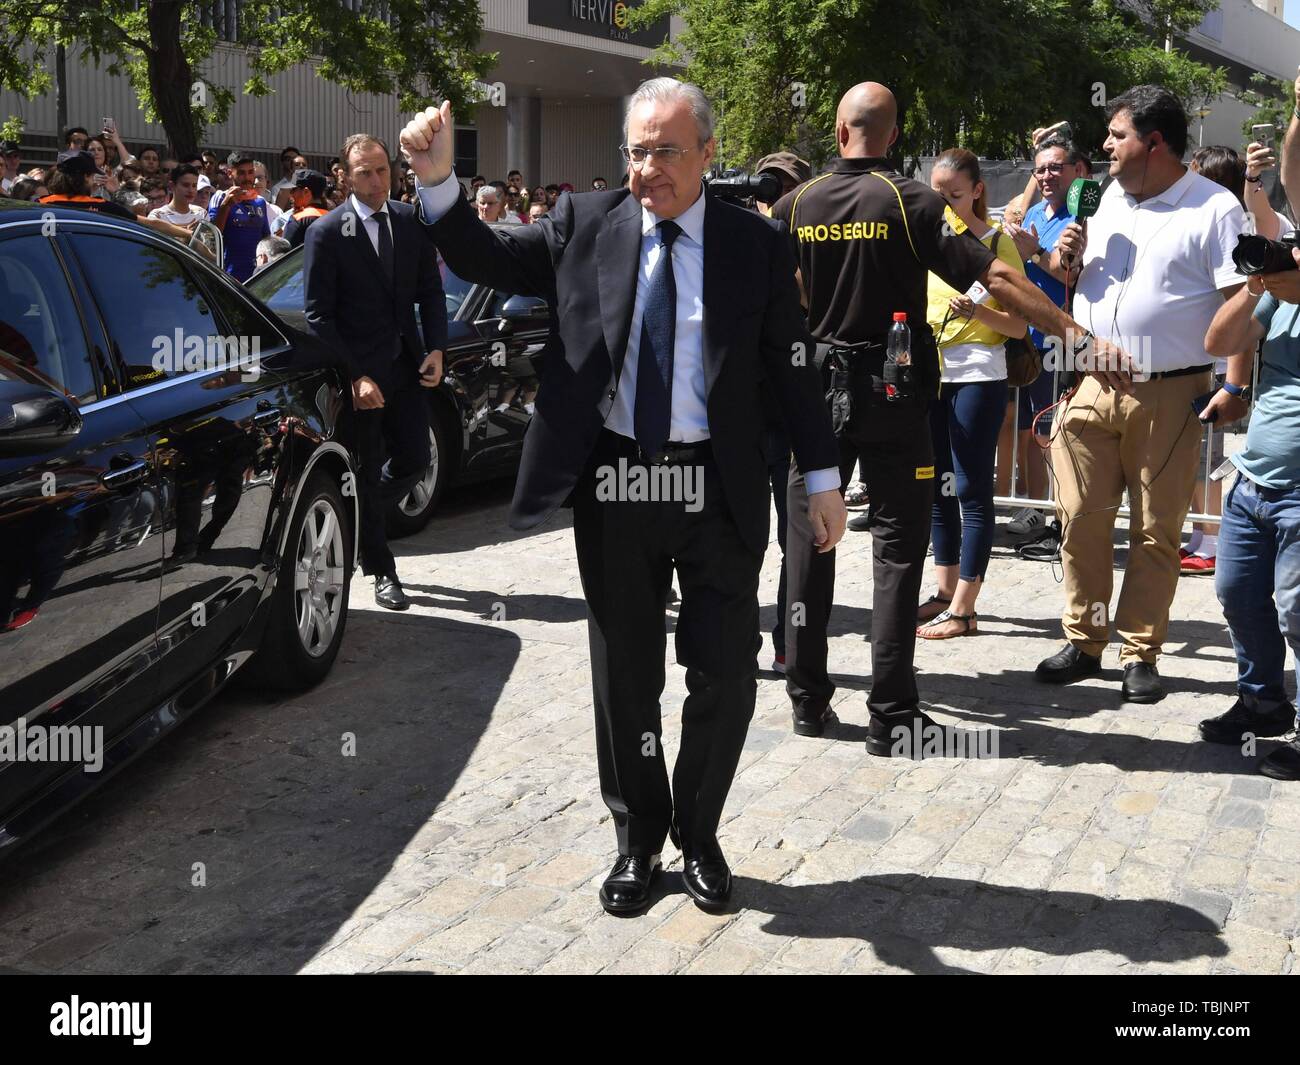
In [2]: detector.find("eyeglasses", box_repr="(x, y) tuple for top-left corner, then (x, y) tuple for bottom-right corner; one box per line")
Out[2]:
(620, 145), (693, 167)
(1032, 163), (1067, 176)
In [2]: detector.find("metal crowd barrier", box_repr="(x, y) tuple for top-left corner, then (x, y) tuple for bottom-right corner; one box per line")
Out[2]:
(992, 357), (1261, 527)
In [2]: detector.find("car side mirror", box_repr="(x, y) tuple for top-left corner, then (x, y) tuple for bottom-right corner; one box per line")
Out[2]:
(498, 295), (551, 322)
(0, 378), (82, 453)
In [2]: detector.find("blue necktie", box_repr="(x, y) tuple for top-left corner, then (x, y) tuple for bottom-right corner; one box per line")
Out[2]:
(634, 219), (682, 459)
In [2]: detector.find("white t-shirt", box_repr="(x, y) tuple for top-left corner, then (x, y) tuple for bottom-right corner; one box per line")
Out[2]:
(148, 203), (205, 226)
(1073, 169), (1246, 374)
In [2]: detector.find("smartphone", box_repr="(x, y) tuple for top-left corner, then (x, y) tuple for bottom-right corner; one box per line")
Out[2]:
(102, 116), (115, 135)
(1252, 123), (1276, 149)
(1191, 391), (1218, 422)
(1041, 120), (1072, 141)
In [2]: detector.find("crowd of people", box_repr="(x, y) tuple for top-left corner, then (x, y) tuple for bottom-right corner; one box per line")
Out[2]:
(0, 123), (606, 282)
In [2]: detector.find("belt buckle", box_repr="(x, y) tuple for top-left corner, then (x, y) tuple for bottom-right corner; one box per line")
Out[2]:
(636, 443), (668, 465)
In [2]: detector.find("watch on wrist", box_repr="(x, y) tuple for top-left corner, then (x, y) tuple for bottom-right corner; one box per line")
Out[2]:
(1030, 246), (1046, 264)
(1221, 381), (1249, 400)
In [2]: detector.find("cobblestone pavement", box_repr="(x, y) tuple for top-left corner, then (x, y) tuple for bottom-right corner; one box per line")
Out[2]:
(1, 479), (1297, 975)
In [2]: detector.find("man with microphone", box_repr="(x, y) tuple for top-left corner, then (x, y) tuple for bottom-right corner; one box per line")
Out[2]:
(1034, 85), (1247, 702)
(400, 80), (846, 916)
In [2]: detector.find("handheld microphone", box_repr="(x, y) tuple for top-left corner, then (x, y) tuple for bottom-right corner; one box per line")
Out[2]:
(1062, 177), (1102, 269)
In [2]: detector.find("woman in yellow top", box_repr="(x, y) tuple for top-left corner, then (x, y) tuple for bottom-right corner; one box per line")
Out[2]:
(916, 148), (1028, 639)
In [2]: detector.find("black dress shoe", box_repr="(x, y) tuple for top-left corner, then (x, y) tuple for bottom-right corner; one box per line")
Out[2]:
(792, 705), (838, 737)
(1199, 698), (1297, 745)
(1035, 643), (1101, 684)
(866, 707), (941, 758)
(375, 574), (409, 611)
(847, 512), (871, 532)
(1259, 734), (1300, 781)
(1121, 660), (1163, 703)
(598, 854), (661, 915)
(681, 853), (732, 912)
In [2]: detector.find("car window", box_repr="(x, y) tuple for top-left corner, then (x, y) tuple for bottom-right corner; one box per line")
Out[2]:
(201, 272), (288, 358)
(0, 234), (97, 403)
(247, 249), (305, 318)
(73, 234), (224, 389)
(438, 254), (473, 318)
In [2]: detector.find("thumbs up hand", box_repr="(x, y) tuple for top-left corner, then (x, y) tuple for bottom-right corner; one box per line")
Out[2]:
(400, 101), (455, 187)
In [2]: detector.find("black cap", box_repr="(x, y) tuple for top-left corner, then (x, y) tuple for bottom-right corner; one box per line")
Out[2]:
(292, 168), (327, 196)
(0, 140), (18, 155)
(55, 149), (99, 176)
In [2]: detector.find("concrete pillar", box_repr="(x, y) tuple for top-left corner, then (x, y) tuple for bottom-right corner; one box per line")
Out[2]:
(506, 95), (542, 190)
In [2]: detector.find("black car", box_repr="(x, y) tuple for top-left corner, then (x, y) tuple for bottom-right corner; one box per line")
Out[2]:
(0, 201), (359, 850)
(247, 236), (554, 536)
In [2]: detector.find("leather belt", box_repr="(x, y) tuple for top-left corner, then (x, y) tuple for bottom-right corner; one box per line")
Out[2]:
(601, 429), (712, 466)
(1145, 363), (1212, 380)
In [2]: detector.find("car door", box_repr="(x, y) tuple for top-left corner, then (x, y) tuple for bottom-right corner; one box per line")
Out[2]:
(63, 230), (292, 700)
(0, 229), (163, 827)
(461, 287), (552, 472)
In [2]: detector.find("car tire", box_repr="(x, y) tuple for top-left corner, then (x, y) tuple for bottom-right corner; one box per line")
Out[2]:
(244, 470), (353, 691)
(385, 401), (451, 539)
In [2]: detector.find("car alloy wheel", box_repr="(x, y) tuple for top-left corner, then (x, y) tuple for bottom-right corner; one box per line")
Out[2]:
(399, 426), (440, 518)
(294, 497), (347, 657)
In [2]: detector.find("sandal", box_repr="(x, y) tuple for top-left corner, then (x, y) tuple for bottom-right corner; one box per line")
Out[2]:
(916, 594), (952, 623)
(916, 609), (978, 639)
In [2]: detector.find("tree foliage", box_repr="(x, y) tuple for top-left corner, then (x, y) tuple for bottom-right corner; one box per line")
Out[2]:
(0, 0), (494, 156)
(630, 0), (1228, 169)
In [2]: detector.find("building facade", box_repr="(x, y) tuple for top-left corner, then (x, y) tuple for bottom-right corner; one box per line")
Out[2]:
(0, 0), (681, 187)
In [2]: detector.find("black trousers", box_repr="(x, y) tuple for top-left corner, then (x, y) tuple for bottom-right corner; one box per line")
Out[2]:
(785, 394), (934, 721)
(355, 369), (430, 578)
(572, 430), (764, 858)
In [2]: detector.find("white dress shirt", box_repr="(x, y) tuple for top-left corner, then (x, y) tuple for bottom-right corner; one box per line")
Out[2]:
(417, 173), (838, 493)
(350, 192), (394, 256)
(1074, 168), (1245, 372)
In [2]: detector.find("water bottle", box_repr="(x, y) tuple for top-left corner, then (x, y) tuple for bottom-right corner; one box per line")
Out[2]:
(884, 311), (913, 402)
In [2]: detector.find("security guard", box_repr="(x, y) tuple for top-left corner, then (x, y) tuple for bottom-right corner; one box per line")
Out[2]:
(282, 168), (331, 248)
(772, 81), (1094, 755)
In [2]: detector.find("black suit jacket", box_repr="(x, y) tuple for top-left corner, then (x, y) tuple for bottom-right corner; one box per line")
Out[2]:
(303, 198), (447, 386)
(422, 186), (839, 553)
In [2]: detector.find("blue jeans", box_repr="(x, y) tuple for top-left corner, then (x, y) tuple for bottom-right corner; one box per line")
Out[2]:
(1216, 475), (1300, 712)
(930, 379), (1008, 582)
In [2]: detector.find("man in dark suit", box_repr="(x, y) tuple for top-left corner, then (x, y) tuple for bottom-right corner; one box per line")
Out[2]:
(304, 134), (447, 609)
(401, 79), (846, 915)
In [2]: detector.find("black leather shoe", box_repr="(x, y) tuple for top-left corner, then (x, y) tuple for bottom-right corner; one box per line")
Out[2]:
(681, 853), (732, 912)
(1199, 698), (1297, 745)
(1121, 660), (1163, 703)
(1035, 643), (1101, 684)
(1259, 734), (1300, 781)
(847, 512), (871, 532)
(598, 854), (661, 915)
(866, 708), (941, 758)
(792, 706), (838, 737)
(375, 574), (409, 611)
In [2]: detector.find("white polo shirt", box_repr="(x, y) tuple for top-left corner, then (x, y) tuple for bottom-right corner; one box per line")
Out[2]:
(1073, 168), (1245, 374)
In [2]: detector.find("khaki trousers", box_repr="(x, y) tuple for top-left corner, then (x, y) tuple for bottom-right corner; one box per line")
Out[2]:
(1050, 370), (1210, 663)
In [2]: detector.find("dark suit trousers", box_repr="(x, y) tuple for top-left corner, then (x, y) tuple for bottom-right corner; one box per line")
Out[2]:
(572, 430), (764, 858)
(785, 400), (934, 721)
(355, 369), (430, 578)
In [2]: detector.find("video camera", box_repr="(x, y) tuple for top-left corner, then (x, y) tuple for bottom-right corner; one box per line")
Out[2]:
(1232, 232), (1300, 276)
(705, 169), (782, 207)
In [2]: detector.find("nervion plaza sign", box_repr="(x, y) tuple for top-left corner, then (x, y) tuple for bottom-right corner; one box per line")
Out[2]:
(528, 0), (670, 47)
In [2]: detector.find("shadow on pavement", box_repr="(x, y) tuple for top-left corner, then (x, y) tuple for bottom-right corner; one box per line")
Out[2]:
(0, 610), (518, 975)
(743, 873), (1229, 974)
